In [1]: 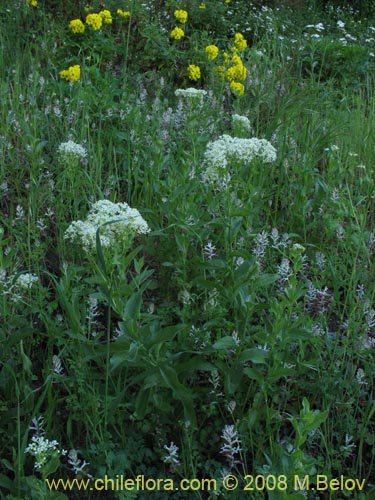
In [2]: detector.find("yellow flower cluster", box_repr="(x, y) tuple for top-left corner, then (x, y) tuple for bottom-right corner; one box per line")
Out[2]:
(26, 0), (38, 6)
(199, 3), (206, 8)
(99, 9), (112, 24)
(174, 9), (188, 24)
(170, 27), (184, 40)
(212, 32), (248, 97)
(234, 32), (247, 51)
(85, 13), (103, 30)
(230, 81), (244, 97)
(205, 44), (219, 61)
(225, 53), (247, 81)
(59, 65), (81, 82)
(117, 9), (131, 18)
(188, 64), (201, 81)
(69, 19), (85, 34)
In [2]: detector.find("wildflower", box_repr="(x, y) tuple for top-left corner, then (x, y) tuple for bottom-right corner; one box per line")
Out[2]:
(85, 13), (103, 30)
(202, 135), (276, 185)
(117, 9), (131, 17)
(69, 19), (85, 34)
(170, 27), (184, 40)
(29, 416), (45, 436)
(203, 240), (217, 260)
(26, 435), (65, 470)
(356, 368), (367, 385)
(26, 0), (38, 6)
(175, 88), (207, 99)
(233, 32), (247, 51)
(174, 9), (188, 24)
(226, 63), (247, 81)
(220, 425), (242, 470)
(163, 442), (181, 471)
(52, 355), (64, 375)
(187, 64), (201, 81)
(99, 9), (112, 24)
(216, 65), (225, 79)
(199, 3), (206, 8)
(58, 140), (87, 167)
(68, 450), (91, 476)
(64, 200), (150, 253)
(205, 44), (219, 61)
(15, 273), (38, 290)
(230, 81), (245, 97)
(232, 114), (251, 134)
(253, 231), (269, 265)
(59, 65), (81, 82)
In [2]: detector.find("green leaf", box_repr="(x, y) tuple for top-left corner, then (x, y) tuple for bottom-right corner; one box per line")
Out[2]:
(159, 366), (192, 398)
(135, 387), (151, 418)
(122, 292), (142, 321)
(0, 473), (13, 491)
(239, 348), (268, 364)
(243, 367), (264, 384)
(213, 336), (237, 350)
(146, 324), (188, 348)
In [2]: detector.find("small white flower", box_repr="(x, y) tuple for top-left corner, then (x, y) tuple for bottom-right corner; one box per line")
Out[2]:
(175, 88), (207, 99)
(64, 200), (150, 252)
(232, 114), (251, 134)
(15, 273), (38, 290)
(26, 435), (63, 470)
(203, 241), (217, 260)
(202, 135), (276, 187)
(163, 442), (181, 470)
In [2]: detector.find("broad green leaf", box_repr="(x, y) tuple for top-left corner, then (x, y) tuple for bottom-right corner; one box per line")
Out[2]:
(239, 348), (268, 364)
(213, 336), (237, 350)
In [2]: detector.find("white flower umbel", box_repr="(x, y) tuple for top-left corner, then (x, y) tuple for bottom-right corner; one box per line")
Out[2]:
(64, 200), (150, 253)
(232, 114), (251, 135)
(26, 435), (66, 470)
(202, 135), (276, 186)
(58, 140), (87, 167)
(175, 88), (207, 99)
(15, 272), (39, 290)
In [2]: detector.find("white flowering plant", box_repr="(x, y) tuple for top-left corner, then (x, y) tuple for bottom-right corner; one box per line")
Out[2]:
(57, 140), (87, 170)
(64, 200), (150, 254)
(202, 134), (277, 187)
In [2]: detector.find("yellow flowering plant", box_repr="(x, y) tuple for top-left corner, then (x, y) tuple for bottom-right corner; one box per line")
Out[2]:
(117, 9), (131, 18)
(59, 65), (81, 82)
(69, 19), (85, 34)
(85, 13), (103, 30)
(170, 27), (184, 40)
(26, 0), (38, 6)
(205, 45), (219, 61)
(99, 10), (112, 24)
(174, 9), (188, 24)
(234, 32), (247, 51)
(187, 64), (201, 81)
(230, 80), (244, 97)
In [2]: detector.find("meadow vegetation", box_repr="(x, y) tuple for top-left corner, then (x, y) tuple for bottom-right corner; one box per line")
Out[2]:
(1, 0), (375, 498)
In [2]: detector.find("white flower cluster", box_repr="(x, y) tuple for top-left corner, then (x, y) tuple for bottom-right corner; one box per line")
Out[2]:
(26, 435), (66, 470)
(64, 200), (150, 252)
(232, 114), (251, 134)
(202, 134), (277, 185)
(15, 272), (39, 290)
(0, 270), (38, 302)
(220, 425), (242, 470)
(163, 442), (181, 470)
(58, 140), (87, 166)
(175, 88), (207, 99)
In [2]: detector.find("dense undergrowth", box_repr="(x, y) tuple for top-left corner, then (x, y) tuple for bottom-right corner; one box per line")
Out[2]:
(1, 1), (375, 499)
